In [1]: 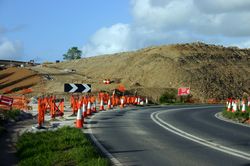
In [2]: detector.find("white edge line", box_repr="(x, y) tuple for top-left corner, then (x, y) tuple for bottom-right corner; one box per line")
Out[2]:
(87, 113), (123, 166)
(150, 106), (250, 161)
(214, 112), (250, 128)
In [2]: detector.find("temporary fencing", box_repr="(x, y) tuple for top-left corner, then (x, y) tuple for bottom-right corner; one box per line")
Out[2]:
(36, 96), (65, 127)
(0, 95), (30, 111)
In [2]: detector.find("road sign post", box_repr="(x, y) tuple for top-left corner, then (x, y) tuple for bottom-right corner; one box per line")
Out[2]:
(64, 83), (91, 93)
(178, 87), (190, 96)
(0, 95), (14, 108)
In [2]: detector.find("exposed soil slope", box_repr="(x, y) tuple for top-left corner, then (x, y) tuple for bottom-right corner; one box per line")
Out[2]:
(30, 42), (250, 101)
(0, 67), (40, 94)
(1, 42), (249, 102)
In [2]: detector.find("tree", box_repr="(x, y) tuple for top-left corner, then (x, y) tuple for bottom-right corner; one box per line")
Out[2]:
(63, 47), (82, 60)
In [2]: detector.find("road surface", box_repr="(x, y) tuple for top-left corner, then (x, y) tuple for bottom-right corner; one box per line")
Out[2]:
(88, 105), (250, 166)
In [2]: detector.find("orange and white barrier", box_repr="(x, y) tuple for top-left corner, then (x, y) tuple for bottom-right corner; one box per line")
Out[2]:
(71, 96), (79, 115)
(37, 98), (45, 128)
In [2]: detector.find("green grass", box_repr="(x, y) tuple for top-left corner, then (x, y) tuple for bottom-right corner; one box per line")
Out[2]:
(222, 107), (250, 122)
(16, 127), (110, 166)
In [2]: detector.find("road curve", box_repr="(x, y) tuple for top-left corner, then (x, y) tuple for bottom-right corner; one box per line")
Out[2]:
(89, 105), (250, 166)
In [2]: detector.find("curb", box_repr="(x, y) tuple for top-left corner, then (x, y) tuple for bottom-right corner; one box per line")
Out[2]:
(214, 112), (250, 128)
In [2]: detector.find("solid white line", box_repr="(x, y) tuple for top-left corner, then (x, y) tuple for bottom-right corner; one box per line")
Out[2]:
(150, 106), (250, 161)
(87, 113), (123, 166)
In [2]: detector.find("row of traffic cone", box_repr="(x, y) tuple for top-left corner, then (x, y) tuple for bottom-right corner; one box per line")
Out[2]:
(76, 98), (104, 128)
(75, 96), (149, 128)
(226, 99), (249, 112)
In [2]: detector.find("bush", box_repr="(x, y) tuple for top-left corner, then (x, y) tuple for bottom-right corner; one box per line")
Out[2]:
(159, 89), (177, 104)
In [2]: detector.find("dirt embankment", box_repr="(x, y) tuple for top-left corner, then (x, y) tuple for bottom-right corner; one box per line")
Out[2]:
(1, 42), (250, 102)
(0, 67), (40, 95)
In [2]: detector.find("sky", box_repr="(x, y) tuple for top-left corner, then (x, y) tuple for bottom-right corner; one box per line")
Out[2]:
(0, 0), (250, 62)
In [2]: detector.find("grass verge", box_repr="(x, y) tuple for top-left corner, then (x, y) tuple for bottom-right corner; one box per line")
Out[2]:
(16, 126), (110, 166)
(222, 107), (250, 122)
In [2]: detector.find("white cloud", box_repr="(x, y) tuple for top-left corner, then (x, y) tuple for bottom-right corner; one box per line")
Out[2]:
(82, 23), (132, 56)
(0, 39), (23, 60)
(82, 0), (250, 56)
(131, 0), (195, 30)
(0, 25), (24, 60)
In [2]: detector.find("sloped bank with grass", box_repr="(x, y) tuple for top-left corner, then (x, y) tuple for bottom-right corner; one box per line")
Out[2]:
(17, 126), (109, 166)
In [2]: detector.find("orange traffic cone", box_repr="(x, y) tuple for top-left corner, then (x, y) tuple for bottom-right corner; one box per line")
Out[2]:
(76, 108), (83, 128)
(100, 98), (104, 111)
(232, 101), (237, 112)
(120, 98), (124, 109)
(134, 97), (138, 105)
(227, 101), (231, 112)
(137, 97), (140, 105)
(242, 100), (246, 112)
(87, 101), (91, 116)
(107, 98), (111, 109)
(92, 101), (97, 113)
(82, 103), (87, 117)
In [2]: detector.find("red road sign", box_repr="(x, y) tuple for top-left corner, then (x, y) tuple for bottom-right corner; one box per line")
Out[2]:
(178, 87), (190, 96)
(0, 95), (14, 106)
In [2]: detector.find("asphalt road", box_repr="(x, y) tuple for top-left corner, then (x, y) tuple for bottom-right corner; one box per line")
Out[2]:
(89, 105), (250, 166)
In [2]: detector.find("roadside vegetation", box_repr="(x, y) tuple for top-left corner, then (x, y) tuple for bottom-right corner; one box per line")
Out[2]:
(0, 109), (21, 135)
(159, 89), (193, 104)
(222, 107), (250, 122)
(16, 126), (109, 166)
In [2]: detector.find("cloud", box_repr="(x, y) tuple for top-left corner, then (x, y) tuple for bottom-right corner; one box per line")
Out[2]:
(0, 38), (23, 60)
(82, 23), (132, 56)
(0, 26), (24, 60)
(131, 0), (195, 31)
(194, 0), (250, 13)
(82, 0), (250, 56)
